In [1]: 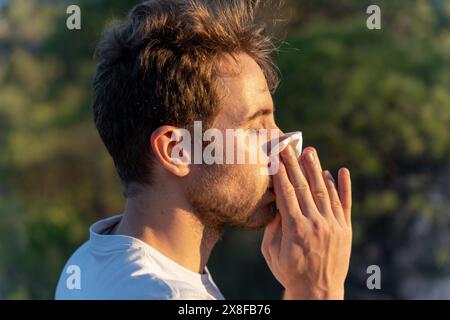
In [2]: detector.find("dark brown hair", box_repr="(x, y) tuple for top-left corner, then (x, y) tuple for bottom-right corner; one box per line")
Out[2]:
(93, 0), (279, 192)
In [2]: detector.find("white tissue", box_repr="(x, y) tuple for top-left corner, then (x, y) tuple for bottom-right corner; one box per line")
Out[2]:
(265, 131), (303, 158)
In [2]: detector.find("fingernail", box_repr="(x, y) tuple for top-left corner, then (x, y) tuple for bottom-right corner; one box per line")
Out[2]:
(326, 171), (335, 184)
(305, 152), (314, 163)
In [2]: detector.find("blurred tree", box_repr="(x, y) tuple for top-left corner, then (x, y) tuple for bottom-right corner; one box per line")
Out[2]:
(0, 0), (131, 299)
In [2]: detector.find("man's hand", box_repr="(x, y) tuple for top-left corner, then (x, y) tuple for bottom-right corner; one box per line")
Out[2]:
(261, 146), (352, 300)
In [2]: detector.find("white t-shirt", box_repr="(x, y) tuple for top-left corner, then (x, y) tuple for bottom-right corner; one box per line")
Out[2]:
(55, 215), (224, 300)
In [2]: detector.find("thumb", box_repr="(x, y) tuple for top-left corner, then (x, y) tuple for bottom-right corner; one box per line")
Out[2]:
(262, 213), (281, 264)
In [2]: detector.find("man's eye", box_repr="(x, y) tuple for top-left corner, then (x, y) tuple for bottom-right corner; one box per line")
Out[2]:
(247, 127), (263, 133)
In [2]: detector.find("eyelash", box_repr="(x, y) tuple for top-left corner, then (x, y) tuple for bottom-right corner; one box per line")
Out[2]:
(247, 125), (267, 134)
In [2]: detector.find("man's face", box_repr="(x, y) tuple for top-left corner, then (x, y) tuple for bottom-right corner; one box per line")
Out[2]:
(186, 53), (280, 230)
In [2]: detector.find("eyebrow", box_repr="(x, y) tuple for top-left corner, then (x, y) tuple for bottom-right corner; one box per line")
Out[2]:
(244, 105), (275, 123)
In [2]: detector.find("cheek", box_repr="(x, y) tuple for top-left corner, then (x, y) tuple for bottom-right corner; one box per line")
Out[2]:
(232, 132), (271, 167)
(235, 163), (269, 193)
(232, 136), (270, 186)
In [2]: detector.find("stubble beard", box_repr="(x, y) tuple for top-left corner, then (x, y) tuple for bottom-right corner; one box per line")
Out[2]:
(186, 163), (276, 231)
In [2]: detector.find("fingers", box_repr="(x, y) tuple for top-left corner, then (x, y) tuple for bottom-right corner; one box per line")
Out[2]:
(280, 146), (320, 218)
(322, 170), (345, 226)
(273, 160), (307, 232)
(301, 147), (332, 217)
(338, 168), (352, 226)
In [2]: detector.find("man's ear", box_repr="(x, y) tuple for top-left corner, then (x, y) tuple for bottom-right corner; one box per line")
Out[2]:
(150, 126), (191, 177)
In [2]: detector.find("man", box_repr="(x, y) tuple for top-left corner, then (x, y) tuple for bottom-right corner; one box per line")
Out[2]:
(55, 0), (352, 300)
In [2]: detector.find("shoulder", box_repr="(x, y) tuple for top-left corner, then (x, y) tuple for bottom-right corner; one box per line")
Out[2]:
(55, 242), (177, 300)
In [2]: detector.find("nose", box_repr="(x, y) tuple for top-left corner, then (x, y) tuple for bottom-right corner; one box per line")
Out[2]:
(267, 121), (283, 136)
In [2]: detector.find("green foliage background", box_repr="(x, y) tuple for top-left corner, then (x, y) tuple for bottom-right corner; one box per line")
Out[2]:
(0, 0), (449, 299)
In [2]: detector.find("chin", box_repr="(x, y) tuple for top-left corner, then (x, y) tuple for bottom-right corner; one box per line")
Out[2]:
(239, 202), (277, 230)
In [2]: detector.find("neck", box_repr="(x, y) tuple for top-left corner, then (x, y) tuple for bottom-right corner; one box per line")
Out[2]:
(113, 185), (222, 274)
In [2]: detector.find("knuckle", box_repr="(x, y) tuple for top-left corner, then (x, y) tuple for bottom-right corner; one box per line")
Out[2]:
(312, 217), (329, 234)
(311, 217), (323, 230)
(292, 223), (304, 239)
(285, 153), (298, 163)
(281, 184), (297, 200)
(330, 199), (342, 210)
(313, 189), (328, 200)
(293, 182), (309, 194)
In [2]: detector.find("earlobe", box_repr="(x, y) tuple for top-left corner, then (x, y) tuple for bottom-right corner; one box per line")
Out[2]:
(150, 126), (191, 177)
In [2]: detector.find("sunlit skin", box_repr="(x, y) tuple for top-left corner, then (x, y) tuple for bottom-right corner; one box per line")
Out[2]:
(113, 52), (353, 299)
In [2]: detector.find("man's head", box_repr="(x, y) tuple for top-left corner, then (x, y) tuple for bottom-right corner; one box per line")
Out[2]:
(93, 0), (281, 229)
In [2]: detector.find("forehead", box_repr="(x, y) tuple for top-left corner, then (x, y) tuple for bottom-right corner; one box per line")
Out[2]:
(213, 53), (273, 127)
